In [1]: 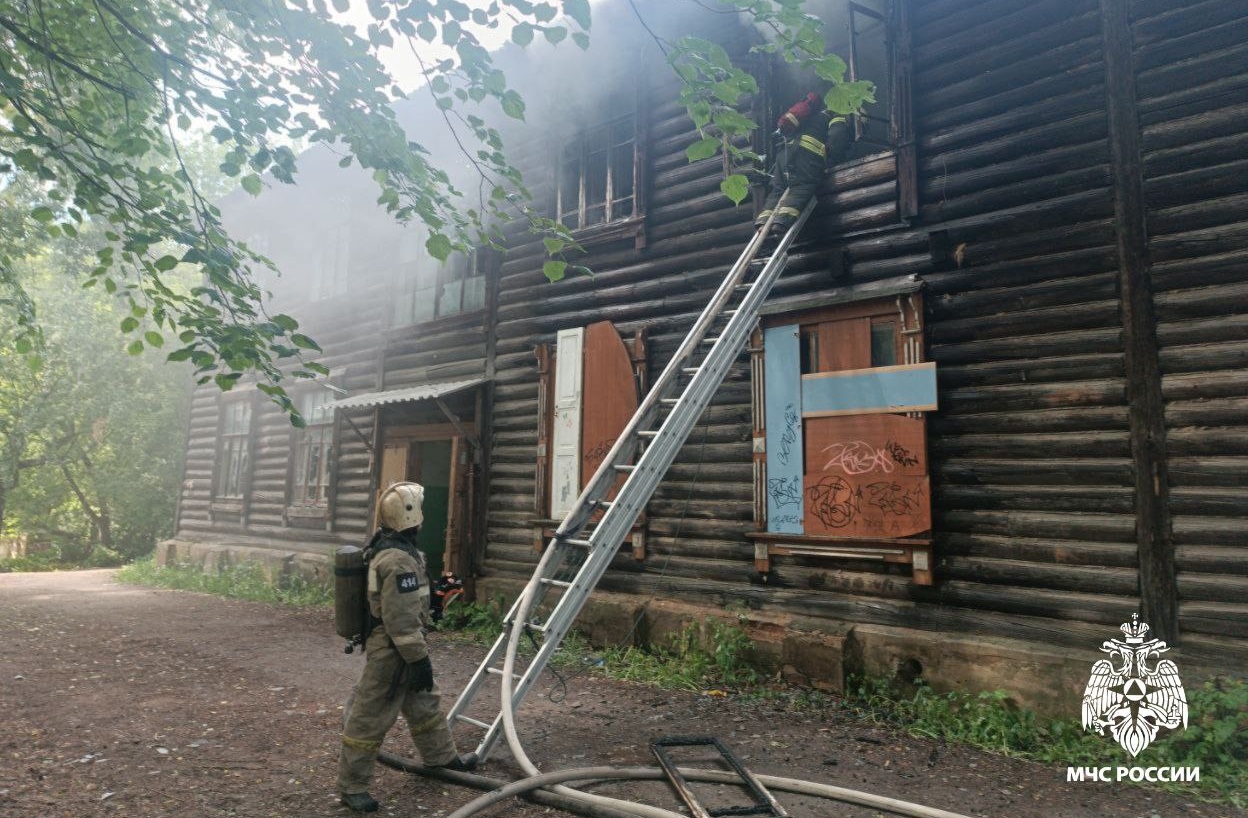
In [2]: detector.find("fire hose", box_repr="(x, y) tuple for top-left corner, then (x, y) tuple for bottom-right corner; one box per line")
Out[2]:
(381, 573), (977, 818)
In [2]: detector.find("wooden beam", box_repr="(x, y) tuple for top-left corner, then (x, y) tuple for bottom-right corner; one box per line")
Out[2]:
(1099, 0), (1178, 643)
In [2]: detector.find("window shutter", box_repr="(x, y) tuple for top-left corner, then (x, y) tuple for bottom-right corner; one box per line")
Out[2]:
(550, 327), (585, 518)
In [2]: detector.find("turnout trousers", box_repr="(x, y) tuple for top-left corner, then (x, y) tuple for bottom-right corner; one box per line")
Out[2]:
(337, 630), (458, 795)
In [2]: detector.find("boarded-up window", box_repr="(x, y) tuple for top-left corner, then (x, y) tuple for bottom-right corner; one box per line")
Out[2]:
(761, 295), (934, 539)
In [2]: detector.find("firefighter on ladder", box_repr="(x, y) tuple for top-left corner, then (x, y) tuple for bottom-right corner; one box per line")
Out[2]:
(756, 91), (854, 236)
(337, 482), (477, 813)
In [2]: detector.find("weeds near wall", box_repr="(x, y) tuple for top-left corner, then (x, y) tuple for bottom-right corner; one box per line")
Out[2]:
(848, 675), (1247, 807)
(116, 558), (333, 607)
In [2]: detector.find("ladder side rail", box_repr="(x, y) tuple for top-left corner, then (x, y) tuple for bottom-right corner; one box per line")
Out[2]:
(445, 538), (576, 728)
(553, 227), (772, 540)
(535, 204), (816, 643)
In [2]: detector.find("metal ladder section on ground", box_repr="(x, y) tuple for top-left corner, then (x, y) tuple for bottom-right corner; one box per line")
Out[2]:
(447, 202), (817, 761)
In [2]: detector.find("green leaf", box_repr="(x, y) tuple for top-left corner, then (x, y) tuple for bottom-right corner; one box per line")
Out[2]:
(511, 22), (534, 45)
(572, 31), (590, 49)
(154, 255), (179, 271)
(290, 333), (322, 351)
(241, 174), (263, 195)
(542, 236), (567, 255)
(127, 339), (145, 356)
(417, 20), (437, 41)
(145, 331), (164, 348)
(720, 174), (750, 205)
(562, 0), (591, 29)
(272, 314), (299, 331)
(331, 0), (348, 11)
(120, 316), (140, 333)
(543, 260), (568, 282)
(214, 373), (241, 391)
(14, 337), (32, 354)
(501, 91), (525, 120)
(686, 137), (720, 163)
(31, 206), (55, 223)
(426, 233), (453, 261)
(543, 25), (567, 44)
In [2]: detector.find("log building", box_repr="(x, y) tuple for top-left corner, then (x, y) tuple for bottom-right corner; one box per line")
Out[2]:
(162, 0), (1248, 708)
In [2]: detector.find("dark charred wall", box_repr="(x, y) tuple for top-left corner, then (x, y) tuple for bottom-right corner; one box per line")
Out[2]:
(481, 0), (1248, 662)
(1133, 0), (1248, 654)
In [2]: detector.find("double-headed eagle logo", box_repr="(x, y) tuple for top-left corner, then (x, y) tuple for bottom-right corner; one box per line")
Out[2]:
(1081, 614), (1188, 757)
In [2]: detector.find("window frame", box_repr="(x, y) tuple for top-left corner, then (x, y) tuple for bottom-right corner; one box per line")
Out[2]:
(289, 390), (336, 511)
(211, 395), (256, 518)
(392, 237), (488, 329)
(552, 84), (648, 249)
(749, 285), (934, 584)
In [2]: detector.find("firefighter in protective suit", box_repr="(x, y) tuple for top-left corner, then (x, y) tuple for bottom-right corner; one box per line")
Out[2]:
(337, 482), (477, 813)
(755, 91), (854, 235)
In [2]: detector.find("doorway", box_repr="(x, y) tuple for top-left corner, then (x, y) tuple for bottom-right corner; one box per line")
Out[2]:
(408, 439), (451, 583)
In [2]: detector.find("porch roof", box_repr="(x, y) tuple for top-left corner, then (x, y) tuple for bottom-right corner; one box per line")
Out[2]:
(327, 377), (485, 411)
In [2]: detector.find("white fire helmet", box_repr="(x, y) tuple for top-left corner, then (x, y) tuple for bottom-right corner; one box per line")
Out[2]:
(378, 482), (424, 533)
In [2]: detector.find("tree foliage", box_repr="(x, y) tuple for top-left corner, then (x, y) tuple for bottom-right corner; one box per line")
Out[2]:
(0, 0), (871, 419)
(0, 183), (190, 558)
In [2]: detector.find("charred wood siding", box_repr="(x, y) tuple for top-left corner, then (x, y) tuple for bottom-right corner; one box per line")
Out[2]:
(1134, 0), (1248, 652)
(915, 0), (1147, 646)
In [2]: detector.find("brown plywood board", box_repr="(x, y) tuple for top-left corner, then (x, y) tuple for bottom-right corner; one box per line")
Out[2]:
(804, 414), (927, 478)
(581, 321), (637, 494)
(802, 414), (929, 538)
(804, 473), (931, 538)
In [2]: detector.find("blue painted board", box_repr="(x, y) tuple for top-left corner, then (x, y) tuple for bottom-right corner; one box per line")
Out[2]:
(802, 363), (937, 417)
(764, 325), (804, 534)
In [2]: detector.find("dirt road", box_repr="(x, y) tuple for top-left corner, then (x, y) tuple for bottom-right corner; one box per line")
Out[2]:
(0, 570), (1238, 818)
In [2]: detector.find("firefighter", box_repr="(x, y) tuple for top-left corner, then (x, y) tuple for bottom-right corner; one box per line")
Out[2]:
(755, 91), (854, 236)
(337, 482), (477, 813)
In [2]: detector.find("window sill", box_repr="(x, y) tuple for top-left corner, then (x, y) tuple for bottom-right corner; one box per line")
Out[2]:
(210, 499), (244, 515)
(745, 531), (933, 586)
(567, 216), (645, 250)
(387, 308), (486, 339)
(286, 505), (329, 528)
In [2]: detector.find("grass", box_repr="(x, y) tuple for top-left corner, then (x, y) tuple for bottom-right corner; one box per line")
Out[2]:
(116, 557), (334, 607)
(0, 543), (127, 572)
(94, 574), (1248, 807)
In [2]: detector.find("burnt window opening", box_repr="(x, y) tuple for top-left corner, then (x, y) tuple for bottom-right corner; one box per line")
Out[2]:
(394, 231), (486, 327)
(292, 391), (334, 507)
(215, 400), (252, 500)
(771, 0), (912, 167)
(557, 111), (639, 231)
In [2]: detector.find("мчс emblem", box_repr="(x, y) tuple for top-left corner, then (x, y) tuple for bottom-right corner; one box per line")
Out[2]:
(1081, 614), (1188, 757)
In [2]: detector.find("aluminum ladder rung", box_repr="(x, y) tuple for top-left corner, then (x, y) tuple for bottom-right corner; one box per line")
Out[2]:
(454, 714), (493, 729)
(447, 205), (814, 762)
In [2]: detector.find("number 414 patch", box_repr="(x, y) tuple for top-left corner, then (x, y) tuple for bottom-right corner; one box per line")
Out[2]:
(396, 573), (421, 593)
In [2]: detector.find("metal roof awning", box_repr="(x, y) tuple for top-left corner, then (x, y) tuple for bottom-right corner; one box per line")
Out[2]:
(327, 377), (485, 411)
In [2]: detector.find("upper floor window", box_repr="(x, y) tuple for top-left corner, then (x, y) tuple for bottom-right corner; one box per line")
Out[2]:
(558, 111), (638, 231)
(393, 231), (486, 326)
(308, 222), (351, 301)
(293, 391), (334, 507)
(215, 400), (252, 500)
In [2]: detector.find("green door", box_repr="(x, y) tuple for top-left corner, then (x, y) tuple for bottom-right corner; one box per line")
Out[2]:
(411, 439), (451, 584)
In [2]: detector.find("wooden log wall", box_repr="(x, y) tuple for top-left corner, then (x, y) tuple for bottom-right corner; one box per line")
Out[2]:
(1132, 0), (1248, 655)
(483, 0), (1248, 663)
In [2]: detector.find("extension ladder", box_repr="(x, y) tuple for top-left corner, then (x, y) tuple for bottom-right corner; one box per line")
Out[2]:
(447, 202), (817, 761)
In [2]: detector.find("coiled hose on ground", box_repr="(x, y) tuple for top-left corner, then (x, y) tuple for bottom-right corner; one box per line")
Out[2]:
(381, 577), (976, 818)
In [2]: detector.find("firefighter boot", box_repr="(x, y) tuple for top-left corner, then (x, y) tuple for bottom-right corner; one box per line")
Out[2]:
(340, 792), (379, 813)
(440, 752), (479, 772)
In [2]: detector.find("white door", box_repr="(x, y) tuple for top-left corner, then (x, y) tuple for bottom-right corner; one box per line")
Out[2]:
(550, 327), (584, 518)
